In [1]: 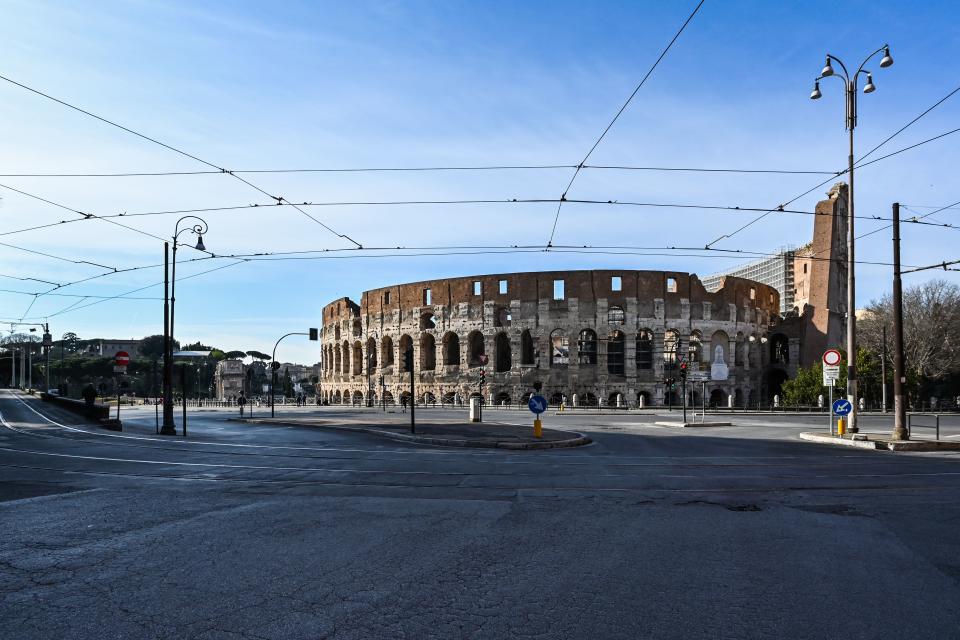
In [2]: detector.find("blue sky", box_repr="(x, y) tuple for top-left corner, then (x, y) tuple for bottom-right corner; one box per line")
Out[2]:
(1, 0), (958, 362)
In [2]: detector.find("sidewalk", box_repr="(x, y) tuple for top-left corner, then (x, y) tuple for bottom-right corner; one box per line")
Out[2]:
(235, 416), (592, 450)
(799, 431), (960, 452)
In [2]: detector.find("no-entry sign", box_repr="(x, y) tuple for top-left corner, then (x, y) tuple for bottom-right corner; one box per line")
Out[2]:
(822, 349), (842, 366)
(115, 351), (130, 366)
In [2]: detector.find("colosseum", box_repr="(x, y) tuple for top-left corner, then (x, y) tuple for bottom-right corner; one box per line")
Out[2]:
(320, 269), (785, 409)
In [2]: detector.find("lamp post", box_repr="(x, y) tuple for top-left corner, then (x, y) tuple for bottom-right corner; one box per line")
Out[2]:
(270, 329), (319, 418)
(810, 44), (894, 433)
(161, 216), (208, 435)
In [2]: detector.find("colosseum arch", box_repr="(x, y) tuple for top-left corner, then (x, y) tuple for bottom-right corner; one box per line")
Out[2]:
(398, 334), (413, 373)
(420, 333), (436, 370)
(352, 341), (363, 375)
(550, 329), (569, 367)
(578, 329), (597, 366)
(341, 340), (350, 374)
(494, 307), (511, 328)
(442, 332), (460, 366)
(607, 331), (625, 376)
(636, 329), (653, 369)
(420, 312), (437, 330)
(366, 337), (377, 371)
(334, 344), (342, 374)
(607, 305), (625, 325)
(688, 330), (703, 365)
(711, 331), (730, 366)
(664, 329), (680, 364)
(520, 330), (535, 365)
(334, 325), (340, 341)
(467, 331), (485, 367)
(495, 332), (511, 372)
(381, 335), (394, 368)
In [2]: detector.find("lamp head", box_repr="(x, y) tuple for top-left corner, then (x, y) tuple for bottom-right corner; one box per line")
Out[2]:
(809, 80), (822, 100)
(879, 46), (893, 68)
(821, 57), (834, 77)
(194, 235), (205, 251)
(863, 73), (876, 94)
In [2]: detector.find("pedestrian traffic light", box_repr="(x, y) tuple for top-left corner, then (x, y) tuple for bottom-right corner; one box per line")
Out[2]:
(403, 348), (414, 372)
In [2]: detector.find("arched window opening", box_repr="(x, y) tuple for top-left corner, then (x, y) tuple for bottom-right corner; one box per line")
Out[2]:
(334, 345), (342, 374)
(607, 331), (625, 376)
(578, 329), (597, 366)
(442, 332), (460, 366)
(636, 329), (653, 369)
(495, 332), (511, 372)
(420, 312), (437, 330)
(334, 325), (341, 341)
(688, 331), (703, 365)
(770, 334), (789, 364)
(341, 341), (350, 374)
(494, 307), (511, 328)
(381, 335), (394, 368)
(663, 330), (679, 364)
(607, 306), (625, 325)
(352, 341), (363, 375)
(420, 333), (436, 370)
(520, 330), (535, 365)
(398, 334), (413, 373)
(366, 338), (377, 371)
(550, 330), (569, 367)
(352, 319), (362, 337)
(467, 331), (486, 367)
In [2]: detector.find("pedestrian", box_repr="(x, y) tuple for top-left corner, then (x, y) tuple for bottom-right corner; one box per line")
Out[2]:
(401, 396), (407, 413)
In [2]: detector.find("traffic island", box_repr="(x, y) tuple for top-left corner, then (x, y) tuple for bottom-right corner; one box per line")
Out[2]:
(654, 421), (733, 428)
(233, 417), (591, 450)
(799, 431), (960, 452)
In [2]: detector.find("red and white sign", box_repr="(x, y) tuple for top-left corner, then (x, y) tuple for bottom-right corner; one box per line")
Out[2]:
(115, 351), (130, 366)
(822, 349), (842, 366)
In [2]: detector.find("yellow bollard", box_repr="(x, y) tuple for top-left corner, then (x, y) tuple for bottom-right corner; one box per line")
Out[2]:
(533, 418), (543, 438)
(837, 417), (845, 436)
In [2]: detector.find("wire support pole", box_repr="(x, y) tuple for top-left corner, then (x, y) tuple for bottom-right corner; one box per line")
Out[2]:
(891, 202), (908, 441)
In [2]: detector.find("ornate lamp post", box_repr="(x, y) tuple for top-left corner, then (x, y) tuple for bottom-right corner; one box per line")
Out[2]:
(161, 216), (208, 435)
(810, 44), (893, 433)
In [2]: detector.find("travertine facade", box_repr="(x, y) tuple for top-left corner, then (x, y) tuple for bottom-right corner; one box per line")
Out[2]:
(320, 270), (780, 408)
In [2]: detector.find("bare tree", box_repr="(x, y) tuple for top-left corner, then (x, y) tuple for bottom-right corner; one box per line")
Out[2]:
(859, 279), (960, 380)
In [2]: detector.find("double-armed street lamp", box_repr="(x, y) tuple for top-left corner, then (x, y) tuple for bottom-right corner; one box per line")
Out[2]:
(810, 44), (893, 433)
(161, 216), (209, 435)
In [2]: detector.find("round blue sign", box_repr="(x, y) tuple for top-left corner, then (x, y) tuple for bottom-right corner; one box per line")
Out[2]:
(832, 398), (852, 416)
(528, 394), (548, 415)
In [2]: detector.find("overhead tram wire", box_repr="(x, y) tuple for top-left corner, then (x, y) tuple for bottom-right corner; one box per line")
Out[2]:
(0, 163), (839, 178)
(0, 74), (361, 248)
(704, 83), (960, 249)
(546, 0), (706, 247)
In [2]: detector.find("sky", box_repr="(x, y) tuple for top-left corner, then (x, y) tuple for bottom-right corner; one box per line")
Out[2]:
(1, 0), (958, 363)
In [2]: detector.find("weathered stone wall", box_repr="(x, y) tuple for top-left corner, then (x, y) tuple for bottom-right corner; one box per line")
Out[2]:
(319, 270), (779, 407)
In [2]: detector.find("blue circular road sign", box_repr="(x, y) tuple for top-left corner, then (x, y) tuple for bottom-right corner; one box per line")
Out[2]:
(832, 398), (852, 416)
(528, 394), (548, 415)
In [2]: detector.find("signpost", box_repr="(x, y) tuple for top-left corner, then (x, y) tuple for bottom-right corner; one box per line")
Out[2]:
(114, 351), (129, 424)
(528, 394), (547, 438)
(822, 350), (842, 435)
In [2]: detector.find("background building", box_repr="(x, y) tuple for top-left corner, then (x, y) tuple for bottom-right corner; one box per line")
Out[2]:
(214, 359), (246, 400)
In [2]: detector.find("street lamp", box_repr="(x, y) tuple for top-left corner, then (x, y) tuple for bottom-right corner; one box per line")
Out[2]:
(810, 44), (893, 433)
(161, 216), (209, 435)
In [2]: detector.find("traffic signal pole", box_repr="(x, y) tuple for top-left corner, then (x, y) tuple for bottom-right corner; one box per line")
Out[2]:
(271, 329), (319, 419)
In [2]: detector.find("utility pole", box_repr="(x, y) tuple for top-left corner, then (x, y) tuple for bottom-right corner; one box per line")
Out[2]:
(161, 242), (176, 435)
(881, 324), (888, 413)
(891, 202), (908, 440)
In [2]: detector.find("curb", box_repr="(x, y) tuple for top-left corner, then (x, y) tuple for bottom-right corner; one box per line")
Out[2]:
(230, 418), (591, 450)
(654, 421), (733, 428)
(799, 432), (960, 451)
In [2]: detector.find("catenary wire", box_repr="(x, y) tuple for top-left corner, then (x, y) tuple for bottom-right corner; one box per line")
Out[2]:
(547, 0), (705, 247)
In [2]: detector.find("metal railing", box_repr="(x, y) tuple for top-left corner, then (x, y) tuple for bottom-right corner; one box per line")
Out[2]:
(907, 413), (940, 440)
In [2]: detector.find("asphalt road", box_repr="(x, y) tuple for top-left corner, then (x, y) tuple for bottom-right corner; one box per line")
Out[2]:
(2, 390), (959, 639)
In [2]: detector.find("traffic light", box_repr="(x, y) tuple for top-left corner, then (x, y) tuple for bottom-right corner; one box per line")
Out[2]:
(403, 348), (414, 372)
(679, 361), (688, 381)
(309, 328), (318, 341)
(478, 369), (486, 387)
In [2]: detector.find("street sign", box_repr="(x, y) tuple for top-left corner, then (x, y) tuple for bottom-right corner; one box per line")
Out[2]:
(823, 364), (840, 386)
(114, 350), (130, 366)
(822, 349), (842, 366)
(832, 398), (852, 416)
(113, 365), (127, 374)
(689, 371), (710, 382)
(528, 394), (547, 415)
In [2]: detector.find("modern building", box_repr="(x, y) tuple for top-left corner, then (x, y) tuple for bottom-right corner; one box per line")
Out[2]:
(702, 250), (796, 315)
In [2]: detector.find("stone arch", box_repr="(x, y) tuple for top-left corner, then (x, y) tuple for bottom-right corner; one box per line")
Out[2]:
(420, 312), (437, 330)
(467, 331), (485, 367)
(352, 319), (363, 338)
(607, 330), (625, 376)
(636, 329), (653, 370)
(735, 332), (745, 366)
(495, 332), (511, 372)
(549, 391), (565, 406)
(578, 329), (597, 366)
(442, 332), (460, 366)
(382, 390), (394, 405)
(709, 388), (726, 407)
(420, 333), (436, 370)
(710, 331), (730, 365)
(495, 391), (511, 405)
(607, 306), (625, 325)
(770, 333), (789, 364)
(520, 330), (535, 365)
(333, 390), (341, 403)
(352, 390), (364, 405)
(494, 307), (511, 328)
(341, 340), (350, 374)
(398, 334), (413, 373)
(352, 341), (363, 375)
(550, 330), (569, 367)
(334, 325), (340, 341)
(582, 392), (598, 406)
(334, 344), (342, 374)
(688, 330), (703, 364)
(366, 337), (377, 371)
(663, 329), (680, 364)
(381, 335), (394, 368)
